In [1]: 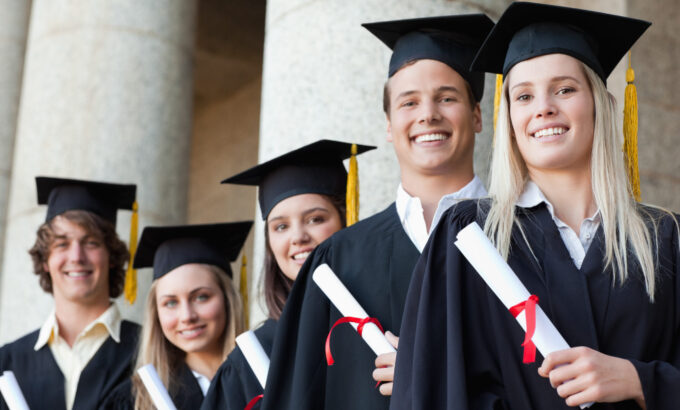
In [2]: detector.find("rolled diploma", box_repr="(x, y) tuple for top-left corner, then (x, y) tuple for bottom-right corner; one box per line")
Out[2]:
(454, 222), (592, 408)
(0, 371), (29, 410)
(236, 330), (270, 388)
(137, 364), (178, 410)
(313, 264), (396, 357)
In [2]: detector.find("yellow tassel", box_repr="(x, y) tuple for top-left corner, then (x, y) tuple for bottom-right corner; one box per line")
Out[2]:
(493, 74), (503, 134)
(623, 52), (641, 201)
(124, 201), (139, 304)
(240, 254), (249, 329)
(346, 143), (359, 226)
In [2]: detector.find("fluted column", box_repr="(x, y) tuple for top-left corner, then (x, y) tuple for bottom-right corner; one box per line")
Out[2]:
(251, 0), (508, 325)
(0, 0), (197, 343)
(0, 1), (32, 286)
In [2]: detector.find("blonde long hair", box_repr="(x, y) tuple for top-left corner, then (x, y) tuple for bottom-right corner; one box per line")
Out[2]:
(484, 61), (659, 300)
(131, 264), (244, 410)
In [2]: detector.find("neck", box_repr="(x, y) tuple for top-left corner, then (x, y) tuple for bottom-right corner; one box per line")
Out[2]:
(54, 298), (111, 347)
(529, 167), (597, 235)
(401, 169), (474, 231)
(185, 350), (223, 380)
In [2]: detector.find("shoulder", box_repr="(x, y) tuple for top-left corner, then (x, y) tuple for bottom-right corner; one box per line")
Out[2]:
(100, 378), (134, 410)
(637, 204), (680, 239)
(0, 329), (40, 359)
(253, 318), (277, 347)
(329, 203), (400, 242)
(440, 198), (490, 228)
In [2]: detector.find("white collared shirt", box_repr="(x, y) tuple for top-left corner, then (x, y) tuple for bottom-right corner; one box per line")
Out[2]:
(396, 175), (487, 252)
(516, 181), (601, 268)
(34, 303), (121, 410)
(191, 370), (211, 396)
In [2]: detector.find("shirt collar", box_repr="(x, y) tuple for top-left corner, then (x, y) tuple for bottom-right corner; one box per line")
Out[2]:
(516, 180), (600, 222)
(34, 303), (122, 351)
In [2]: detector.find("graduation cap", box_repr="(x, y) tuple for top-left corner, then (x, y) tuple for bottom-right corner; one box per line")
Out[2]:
(133, 222), (253, 280)
(362, 14), (495, 102)
(222, 140), (376, 221)
(470, 2), (651, 82)
(36, 176), (136, 224)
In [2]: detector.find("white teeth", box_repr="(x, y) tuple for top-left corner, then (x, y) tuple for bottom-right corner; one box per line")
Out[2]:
(179, 328), (202, 336)
(293, 251), (311, 261)
(65, 271), (90, 277)
(533, 127), (567, 138)
(414, 133), (448, 143)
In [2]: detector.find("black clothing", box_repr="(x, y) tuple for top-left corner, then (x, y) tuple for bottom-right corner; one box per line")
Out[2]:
(0, 320), (139, 410)
(261, 204), (421, 410)
(201, 319), (278, 410)
(392, 200), (680, 410)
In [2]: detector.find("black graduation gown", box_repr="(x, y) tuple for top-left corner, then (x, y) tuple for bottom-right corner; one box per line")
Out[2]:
(100, 361), (204, 410)
(261, 204), (421, 410)
(0, 320), (140, 410)
(391, 200), (680, 410)
(200, 318), (278, 410)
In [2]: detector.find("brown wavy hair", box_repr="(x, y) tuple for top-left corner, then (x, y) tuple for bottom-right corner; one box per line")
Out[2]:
(263, 194), (346, 319)
(28, 210), (130, 298)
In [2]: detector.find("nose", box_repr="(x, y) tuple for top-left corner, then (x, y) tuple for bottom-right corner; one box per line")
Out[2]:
(290, 223), (311, 246)
(67, 241), (86, 263)
(179, 301), (198, 323)
(535, 94), (557, 118)
(418, 99), (442, 124)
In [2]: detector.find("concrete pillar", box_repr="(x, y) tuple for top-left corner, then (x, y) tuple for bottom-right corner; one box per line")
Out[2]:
(0, 0), (197, 344)
(0, 1), (31, 283)
(251, 0), (509, 325)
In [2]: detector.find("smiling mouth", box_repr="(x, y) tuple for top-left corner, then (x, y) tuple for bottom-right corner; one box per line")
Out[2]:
(532, 127), (568, 139)
(179, 325), (206, 337)
(64, 271), (93, 278)
(292, 251), (311, 261)
(412, 132), (450, 144)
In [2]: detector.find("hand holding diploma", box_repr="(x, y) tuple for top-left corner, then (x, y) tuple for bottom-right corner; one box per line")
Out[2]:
(137, 364), (177, 410)
(0, 371), (29, 410)
(454, 222), (592, 408)
(313, 264), (396, 362)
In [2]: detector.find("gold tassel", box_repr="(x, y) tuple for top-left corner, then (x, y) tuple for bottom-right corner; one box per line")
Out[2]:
(623, 52), (641, 201)
(240, 254), (249, 329)
(493, 74), (503, 134)
(346, 143), (359, 226)
(124, 201), (139, 304)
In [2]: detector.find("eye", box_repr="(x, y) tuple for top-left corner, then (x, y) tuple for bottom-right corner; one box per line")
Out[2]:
(195, 293), (210, 302)
(162, 299), (177, 308)
(557, 87), (575, 95)
(85, 239), (102, 248)
(440, 96), (457, 103)
(274, 223), (288, 232)
(307, 215), (326, 225)
(400, 100), (416, 108)
(516, 94), (531, 102)
(53, 241), (68, 248)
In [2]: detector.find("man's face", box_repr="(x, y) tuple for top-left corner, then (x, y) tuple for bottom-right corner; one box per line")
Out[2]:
(386, 59), (481, 178)
(43, 216), (111, 305)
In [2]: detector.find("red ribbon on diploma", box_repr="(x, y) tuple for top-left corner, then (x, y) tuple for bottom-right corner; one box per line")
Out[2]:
(508, 295), (539, 363)
(244, 394), (263, 410)
(325, 316), (384, 365)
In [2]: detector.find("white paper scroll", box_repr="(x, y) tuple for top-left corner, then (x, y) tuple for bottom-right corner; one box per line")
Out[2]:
(137, 364), (178, 410)
(0, 371), (29, 410)
(313, 263), (396, 357)
(236, 330), (270, 388)
(454, 222), (592, 408)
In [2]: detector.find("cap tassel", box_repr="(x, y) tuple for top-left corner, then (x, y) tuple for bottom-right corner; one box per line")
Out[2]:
(493, 74), (503, 135)
(124, 201), (139, 304)
(240, 254), (249, 329)
(346, 143), (359, 226)
(623, 52), (641, 201)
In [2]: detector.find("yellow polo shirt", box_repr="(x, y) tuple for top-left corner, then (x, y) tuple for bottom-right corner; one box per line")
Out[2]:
(33, 303), (122, 410)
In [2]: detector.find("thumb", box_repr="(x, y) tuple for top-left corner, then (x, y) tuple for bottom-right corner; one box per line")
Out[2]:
(385, 330), (399, 349)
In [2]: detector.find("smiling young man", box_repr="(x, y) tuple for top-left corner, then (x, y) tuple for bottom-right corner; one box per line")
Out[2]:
(0, 177), (140, 410)
(260, 15), (493, 410)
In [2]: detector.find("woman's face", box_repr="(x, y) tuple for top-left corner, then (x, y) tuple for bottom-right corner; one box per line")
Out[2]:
(507, 53), (595, 175)
(267, 193), (343, 281)
(155, 264), (227, 356)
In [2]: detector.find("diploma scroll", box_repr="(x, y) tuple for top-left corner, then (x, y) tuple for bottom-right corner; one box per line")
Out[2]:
(236, 330), (270, 388)
(137, 364), (178, 410)
(454, 222), (592, 409)
(313, 264), (396, 357)
(0, 371), (29, 410)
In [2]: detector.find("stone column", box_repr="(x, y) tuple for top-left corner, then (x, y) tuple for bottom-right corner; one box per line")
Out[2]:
(251, 0), (509, 325)
(0, 1), (32, 284)
(0, 0), (197, 343)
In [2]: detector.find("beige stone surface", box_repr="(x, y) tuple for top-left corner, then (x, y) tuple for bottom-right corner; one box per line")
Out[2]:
(0, 0), (197, 343)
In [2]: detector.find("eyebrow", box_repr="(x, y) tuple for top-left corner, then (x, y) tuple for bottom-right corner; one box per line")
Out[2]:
(159, 286), (213, 299)
(268, 207), (330, 223)
(395, 85), (462, 100)
(511, 75), (581, 91)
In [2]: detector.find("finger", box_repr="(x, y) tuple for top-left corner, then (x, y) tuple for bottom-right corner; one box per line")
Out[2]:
(372, 366), (395, 382)
(375, 352), (397, 368)
(554, 375), (591, 399)
(548, 363), (583, 388)
(539, 347), (584, 376)
(385, 331), (399, 349)
(378, 382), (393, 396)
(563, 387), (598, 408)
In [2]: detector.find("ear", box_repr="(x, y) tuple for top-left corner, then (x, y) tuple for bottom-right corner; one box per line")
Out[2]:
(386, 115), (393, 142)
(472, 102), (482, 133)
(42, 262), (49, 274)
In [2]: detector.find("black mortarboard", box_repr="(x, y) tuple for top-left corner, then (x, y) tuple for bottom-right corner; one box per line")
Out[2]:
(362, 14), (494, 102)
(36, 176), (136, 225)
(470, 2), (651, 82)
(133, 222), (253, 280)
(222, 140), (376, 219)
